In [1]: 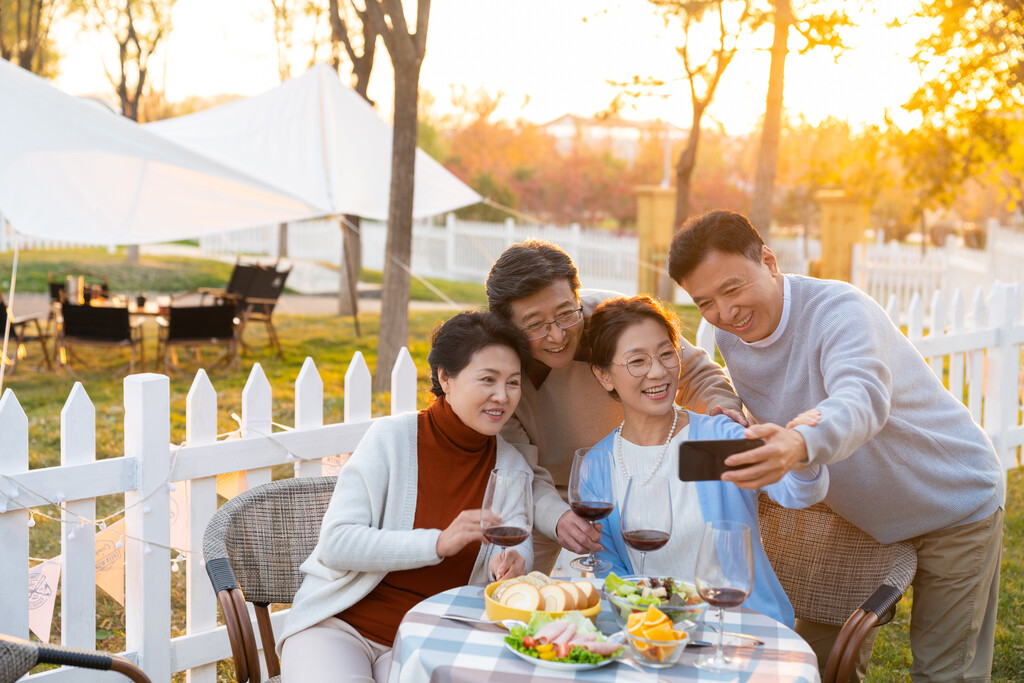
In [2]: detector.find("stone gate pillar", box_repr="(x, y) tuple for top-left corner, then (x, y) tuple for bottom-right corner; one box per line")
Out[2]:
(815, 190), (868, 282)
(635, 185), (677, 299)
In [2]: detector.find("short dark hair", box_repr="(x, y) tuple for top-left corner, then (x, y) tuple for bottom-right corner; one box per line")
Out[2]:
(427, 311), (532, 397)
(588, 295), (681, 401)
(486, 240), (581, 320)
(668, 210), (765, 283)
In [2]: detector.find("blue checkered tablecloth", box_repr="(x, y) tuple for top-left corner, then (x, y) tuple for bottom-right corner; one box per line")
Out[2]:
(387, 584), (819, 682)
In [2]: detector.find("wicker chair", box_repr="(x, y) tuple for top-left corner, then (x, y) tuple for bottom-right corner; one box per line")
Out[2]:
(203, 476), (337, 683)
(0, 633), (151, 683)
(757, 493), (917, 683)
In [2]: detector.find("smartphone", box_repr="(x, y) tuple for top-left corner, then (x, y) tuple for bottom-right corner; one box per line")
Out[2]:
(678, 438), (765, 481)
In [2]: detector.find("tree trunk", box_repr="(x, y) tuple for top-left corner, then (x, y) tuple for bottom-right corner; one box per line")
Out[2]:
(750, 0), (792, 240)
(674, 104), (705, 227)
(337, 215), (361, 317)
(373, 64), (421, 393)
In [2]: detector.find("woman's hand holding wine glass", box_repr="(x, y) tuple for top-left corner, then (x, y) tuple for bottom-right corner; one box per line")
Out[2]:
(568, 447), (616, 574)
(620, 479), (672, 575)
(481, 469), (533, 577)
(693, 520), (755, 672)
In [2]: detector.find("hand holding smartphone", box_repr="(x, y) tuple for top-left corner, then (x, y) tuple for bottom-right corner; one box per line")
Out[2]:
(678, 439), (765, 481)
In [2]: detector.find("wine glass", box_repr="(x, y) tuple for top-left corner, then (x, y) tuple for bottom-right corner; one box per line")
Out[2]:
(620, 479), (672, 575)
(481, 469), (533, 563)
(693, 521), (755, 672)
(568, 447), (615, 574)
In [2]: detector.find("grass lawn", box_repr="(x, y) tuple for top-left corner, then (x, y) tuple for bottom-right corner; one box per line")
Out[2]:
(3, 251), (1020, 680)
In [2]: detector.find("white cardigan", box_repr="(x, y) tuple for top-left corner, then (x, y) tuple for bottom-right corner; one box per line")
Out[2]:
(277, 411), (534, 653)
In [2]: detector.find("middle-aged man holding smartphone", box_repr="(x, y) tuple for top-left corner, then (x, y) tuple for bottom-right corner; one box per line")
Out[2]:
(668, 209), (1004, 683)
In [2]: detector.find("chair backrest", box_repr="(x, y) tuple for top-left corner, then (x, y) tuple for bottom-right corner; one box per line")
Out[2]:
(243, 265), (290, 316)
(757, 493), (917, 626)
(61, 304), (131, 341)
(225, 262), (265, 299)
(0, 634), (37, 682)
(165, 304), (236, 342)
(203, 476), (337, 606)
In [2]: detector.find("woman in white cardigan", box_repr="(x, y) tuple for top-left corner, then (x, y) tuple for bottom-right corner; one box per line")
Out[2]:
(279, 312), (535, 683)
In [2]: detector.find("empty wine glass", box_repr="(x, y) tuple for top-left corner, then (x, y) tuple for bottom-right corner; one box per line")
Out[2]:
(481, 469), (533, 562)
(568, 447), (615, 574)
(620, 479), (672, 575)
(693, 520), (754, 672)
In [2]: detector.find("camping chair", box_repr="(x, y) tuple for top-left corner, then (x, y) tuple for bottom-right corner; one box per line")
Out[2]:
(197, 258), (269, 315)
(47, 271), (111, 336)
(0, 633), (151, 683)
(757, 493), (917, 683)
(237, 263), (290, 359)
(0, 294), (52, 374)
(56, 304), (144, 375)
(156, 303), (239, 374)
(203, 476), (337, 683)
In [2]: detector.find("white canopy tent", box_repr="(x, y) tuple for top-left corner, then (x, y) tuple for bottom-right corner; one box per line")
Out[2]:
(0, 59), (321, 245)
(147, 64), (480, 221)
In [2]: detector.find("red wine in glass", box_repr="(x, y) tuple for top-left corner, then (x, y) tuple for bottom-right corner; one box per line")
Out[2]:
(568, 448), (615, 574)
(570, 501), (615, 521)
(483, 525), (531, 547)
(693, 521), (754, 672)
(698, 586), (749, 608)
(620, 479), (672, 574)
(622, 529), (671, 552)
(481, 469), (534, 564)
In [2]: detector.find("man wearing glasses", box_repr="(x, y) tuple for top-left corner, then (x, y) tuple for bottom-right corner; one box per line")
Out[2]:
(486, 240), (742, 573)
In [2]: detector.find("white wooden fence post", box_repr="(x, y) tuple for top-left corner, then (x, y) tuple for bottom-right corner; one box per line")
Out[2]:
(345, 352), (372, 423)
(948, 289), (966, 404)
(985, 283), (1020, 471)
(967, 287), (988, 422)
(391, 347), (417, 415)
(695, 318), (716, 358)
(295, 357), (324, 477)
(505, 217), (516, 247)
(928, 291), (946, 380)
(242, 364), (273, 489)
(124, 374), (172, 681)
(61, 383), (98, 649)
(185, 370), (219, 683)
(0, 389), (30, 638)
(445, 213), (457, 276)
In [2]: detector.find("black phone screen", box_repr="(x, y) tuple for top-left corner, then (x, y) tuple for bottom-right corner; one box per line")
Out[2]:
(677, 438), (765, 481)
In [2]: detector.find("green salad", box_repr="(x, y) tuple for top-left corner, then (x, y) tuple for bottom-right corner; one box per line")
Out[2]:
(604, 572), (703, 608)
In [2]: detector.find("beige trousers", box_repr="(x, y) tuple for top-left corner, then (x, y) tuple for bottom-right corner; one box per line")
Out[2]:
(908, 508), (1003, 682)
(281, 616), (392, 683)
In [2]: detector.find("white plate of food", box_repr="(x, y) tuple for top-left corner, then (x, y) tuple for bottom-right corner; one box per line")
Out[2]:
(503, 614), (625, 670)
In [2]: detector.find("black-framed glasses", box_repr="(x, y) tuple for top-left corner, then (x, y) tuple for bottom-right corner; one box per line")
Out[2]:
(520, 307), (584, 341)
(612, 349), (680, 377)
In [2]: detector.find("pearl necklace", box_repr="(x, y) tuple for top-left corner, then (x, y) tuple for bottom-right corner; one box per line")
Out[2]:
(615, 406), (680, 485)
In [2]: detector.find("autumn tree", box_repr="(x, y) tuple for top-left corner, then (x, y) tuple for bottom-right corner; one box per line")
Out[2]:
(87, 0), (175, 122)
(0, 0), (73, 76)
(900, 0), (1024, 212)
(646, 0), (756, 226)
(748, 0), (850, 238)
(364, 0), (429, 393)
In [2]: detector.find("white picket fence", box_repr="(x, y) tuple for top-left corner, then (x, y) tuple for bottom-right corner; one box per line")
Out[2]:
(852, 222), (1024, 317)
(0, 349), (420, 683)
(695, 281), (1024, 472)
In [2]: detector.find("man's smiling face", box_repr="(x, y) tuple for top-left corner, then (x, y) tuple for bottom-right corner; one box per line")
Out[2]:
(679, 246), (785, 343)
(508, 279), (583, 370)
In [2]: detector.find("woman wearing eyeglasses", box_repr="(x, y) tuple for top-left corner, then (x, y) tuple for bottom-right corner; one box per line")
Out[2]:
(586, 295), (827, 626)
(485, 241), (745, 574)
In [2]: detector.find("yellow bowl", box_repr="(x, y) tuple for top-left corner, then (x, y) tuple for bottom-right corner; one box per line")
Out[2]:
(484, 580), (602, 623)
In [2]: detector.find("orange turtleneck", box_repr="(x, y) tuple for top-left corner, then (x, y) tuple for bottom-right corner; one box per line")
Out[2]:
(338, 396), (497, 646)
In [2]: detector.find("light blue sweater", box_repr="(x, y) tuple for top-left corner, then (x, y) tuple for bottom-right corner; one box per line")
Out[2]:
(592, 412), (829, 627)
(717, 275), (1005, 544)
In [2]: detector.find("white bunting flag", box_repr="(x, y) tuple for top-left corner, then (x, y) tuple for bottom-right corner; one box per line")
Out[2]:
(28, 557), (61, 642)
(95, 519), (126, 605)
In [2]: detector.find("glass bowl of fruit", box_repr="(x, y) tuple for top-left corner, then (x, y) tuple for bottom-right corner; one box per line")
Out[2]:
(622, 605), (697, 668)
(602, 573), (708, 631)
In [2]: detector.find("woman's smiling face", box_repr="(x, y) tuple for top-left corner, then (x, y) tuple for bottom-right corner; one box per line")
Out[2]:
(439, 344), (523, 436)
(592, 317), (680, 421)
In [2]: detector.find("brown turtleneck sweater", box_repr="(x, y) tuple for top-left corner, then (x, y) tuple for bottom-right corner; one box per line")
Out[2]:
(338, 396), (497, 646)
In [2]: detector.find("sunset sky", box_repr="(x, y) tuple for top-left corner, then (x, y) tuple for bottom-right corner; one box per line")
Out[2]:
(53, 0), (927, 134)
